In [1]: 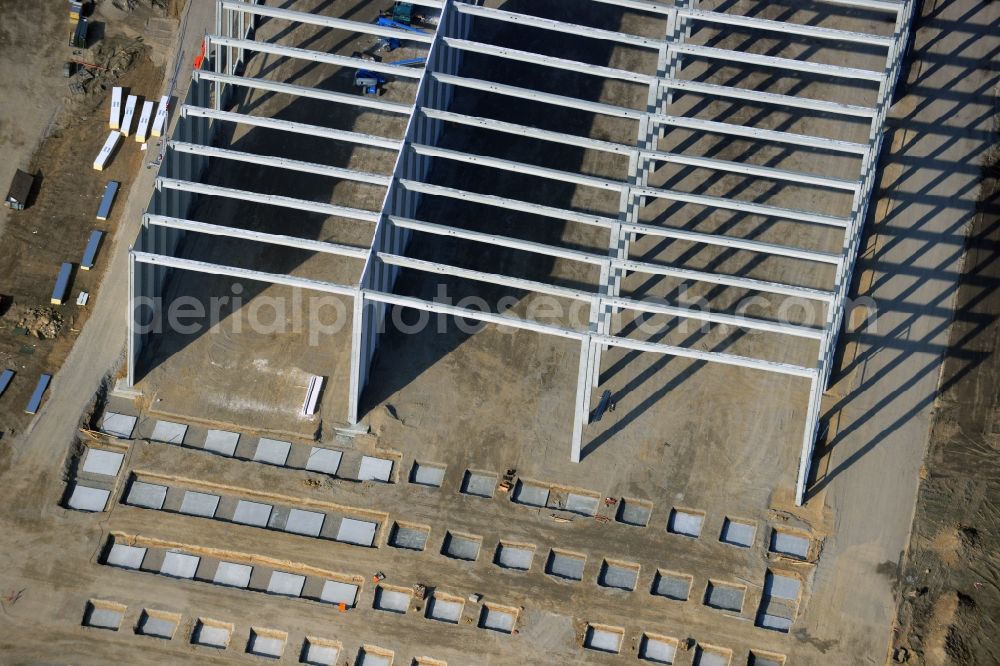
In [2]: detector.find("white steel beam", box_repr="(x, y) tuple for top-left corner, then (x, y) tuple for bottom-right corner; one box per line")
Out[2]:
(156, 178), (381, 222)
(432, 72), (642, 119)
(651, 114), (869, 155)
(218, 0), (435, 43)
(168, 142), (391, 186)
(182, 106), (402, 151)
(453, 3), (662, 49)
(205, 35), (425, 79)
(401, 180), (841, 264)
(634, 185), (852, 227)
(194, 70), (412, 115)
(443, 37), (653, 84)
(145, 215), (370, 258)
(642, 150), (860, 192)
(664, 78), (876, 118)
(812, 0), (902, 13)
(675, 7), (894, 46)
(421, 108), (634, 156)
(671, 43), (885, 81)
(131, 252), (358, 296)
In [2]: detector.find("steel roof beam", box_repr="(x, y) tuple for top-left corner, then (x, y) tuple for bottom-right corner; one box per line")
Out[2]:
(218, 0), (435, 43)
(205, 35), (425, 79)
(145, 214), (370, 258)
(651, 114), (869, 155)
(672, 43), (885, 81)
(168, 142), (391, 186)
(132, 252), (358, 296)
(156, 178), (381, 222)
(634, 185), (852, 227)
(400, 180), (841, 264)
(666, 79), (876, 118)
(182, 106), (402, 151)
(675, 7), (894, 46)
(194, 70), (412, 115)
(643, 150), (860, 192)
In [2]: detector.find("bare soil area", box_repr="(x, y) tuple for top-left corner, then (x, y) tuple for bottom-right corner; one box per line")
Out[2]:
(892, 151), (1000, 664)
(0, 2), (169, 439)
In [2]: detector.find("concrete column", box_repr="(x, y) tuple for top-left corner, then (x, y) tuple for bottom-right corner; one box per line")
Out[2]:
(571, 335), (593, 463)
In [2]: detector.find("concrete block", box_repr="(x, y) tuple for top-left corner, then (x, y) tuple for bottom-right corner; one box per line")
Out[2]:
(160, 551), (199, 579)
(126, 481), (167, 510)
(720, 518), (755, 548)
(668, 509), (704, 537)
(696, 647), (733, 666)
(81, 449), (124, 476)
(585, 625), (622, 653)
(84, 602), (123, 631)
(479, 605), (517, 634)
(233, 500), (272, 527)
(214, 561), (253, 588)
(179, 491), (220, 518)
(302, 639), (340, 665)
(599, 561), (639, 591)
(461, 470), (496, 497)
(749, 652), (785, 666)
(247, 629), (285, 659)
(137, 611), (177, 639)
(411, 462), (445, 487)
(319, 580), (358, 606)
(305, 447), (342, 475)
(101, 412), (137, 438)
(151, 420), (188, 444)
(512, 481), (549, 507)
(426, 595), (463, 623)
(373, 587), (410, 613)
(546, 550), (585, 581)
(267, 571), (305, 597)
(640, 635), (677, 664)
(357, 648), (392, 666)
(358, 455), (393, 482)
(704, 581), (745, 612)
(442, 532), (480, 561)
(286, 508), (325, 536)
(617, 499), (652, 527)
(336, 518), (377, 546)
(770, 530), (809, 559)
(254, 438), (291, 466)
(652, 571), (691, 601)
(204, 429), (240, 456)
(765, 571), (801, 600)
(68, 484), (110, 512)
(193, 619), (232, 648)
(495, 543), (534, 570)
(106, 544), (146, 569)
(389, 523), (428, 551)
(565, 493), (599, 516)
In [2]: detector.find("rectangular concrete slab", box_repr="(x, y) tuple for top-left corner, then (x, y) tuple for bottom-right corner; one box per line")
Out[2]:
(101, 412), (137, 438)
(479, 606), (516, 633)
(756, 611), (794, 633)
(357, 649), (391, 666)
(193, 621), (231, 648)
(496, 544), (534, 570)
(668, 509), (704, 537)
(150, 420), (188, 444)
(126, 481), (167, 510)
(585, 626), (622, 653)
(374, 587), (410, 613)
(106, 544), (147, 569)
(652, 572), (691, 600)
(337, 518), (377, 546)
(442, 532), (480, 561)
(705, 582), (745, 612)
(302, 640), (340, 665)
(203, 429), (240, 456)
(749, 653), (784, 666)
(358, 455), (393, 482)
(233, 500), (272, 527)
(160, 551), (200, 579)
(85, 605), (123, 631)
(214, 561), (253, 588)
(286, 508), (325, 536)
(720, 518), (755, 548)
(320, 580), (358, 606)
(696, 647), (732, 666)
(461, 471), (496, 497)
(765, 571), (801, 600)
(770, 530), (810, 559)
(641, 636), (677, 664)
(565, 493), (599, 516)
(68, 484), (110, 512)
(617, 499), (652, 527)
(248, 630), (284, 658)
(81, 448), (124, 476)
(267, 571), (305, 597)
(179, 491), (220, 518)
(389, 524), (428, 551)
(138, 612), (177, 639)
(547, 551), (585, 581)
(254, 438), (291, 466)
(600, 561), (638, 590)
(512, 481), (549, 507)
(305, 447), (342, 475)
(411, 462), (445, 487)
(427, 596), (463, 623)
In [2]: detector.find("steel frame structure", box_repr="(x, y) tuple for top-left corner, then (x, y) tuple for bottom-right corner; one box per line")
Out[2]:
(128, 0), (914, 505)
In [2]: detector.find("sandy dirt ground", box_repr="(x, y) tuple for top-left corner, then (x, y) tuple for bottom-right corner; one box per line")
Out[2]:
(0, 2), (169, 439)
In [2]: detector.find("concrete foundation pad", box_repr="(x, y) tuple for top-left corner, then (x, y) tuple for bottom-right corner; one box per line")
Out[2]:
(336, 518), (377, 546)
(286, 508), (325, 536)
(305, 447), (342, 475)
(479, 606), (516, 634)
(442, 532), (480, 561)
(320, 580), (358, 606)
(81, 449), (124, 476)
(302, 639), (340, 665)
(411, 462), (445, 487)
(84, 604), (123, 631)
(667, 509), (704, 538)
(193, 620), (231, 648)
(585, 626), (622, 653)
(640, 635), (677, 664)
(427, 596), (463, 623)
(374, 587), (410, 613)
(126, 481), (168, 509)
(203, 429), (240, 456)
(232, 500), (272, 527)
(106, 543), (146, 569)
(150, 420), (188, 444)
(547, 550), (585, 581)
(512, 481), (549, 507)
(160, 551), (199, 579)
(247, 630), (285, 659)
(179, 490), (220, 518)
(138, 612), (177, 639)
(254, 438), (291, 466)
(358, 455), (393, 482)
(496, 543), (534, 571)
(67, 484), (110, 512)
(101, 412), (137, 439)
(461, 471), (496, 498)
(267, 571), (305, 597)
(214, 561), (253, 588)
(720, 518), (755, 548)
(389, 524), (428, 551)
(357, 648), (392, 666)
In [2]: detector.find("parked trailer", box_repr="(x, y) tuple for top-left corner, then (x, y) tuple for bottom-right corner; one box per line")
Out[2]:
(25, 373), (52, 415)
(95, 181), (119, 220)
(81, 231), (104, 271)
(51, 263), (73, 305)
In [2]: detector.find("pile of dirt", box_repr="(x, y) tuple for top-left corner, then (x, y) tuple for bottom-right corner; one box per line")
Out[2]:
(13, 306), (65, 340)
(65, 36), (148, 116)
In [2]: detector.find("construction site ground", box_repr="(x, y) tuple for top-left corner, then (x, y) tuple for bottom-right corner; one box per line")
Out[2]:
(0, 0), (997, 664)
